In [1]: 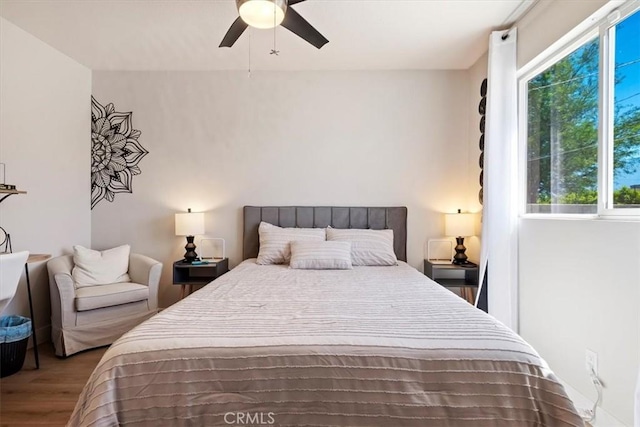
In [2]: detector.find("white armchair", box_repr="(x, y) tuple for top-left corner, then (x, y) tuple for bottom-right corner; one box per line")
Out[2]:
(47, 253), (162, 357)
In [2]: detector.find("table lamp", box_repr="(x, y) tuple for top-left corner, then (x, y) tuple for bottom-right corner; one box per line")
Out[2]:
(444, 209), (475, 265)
(175, 208), (205, 263)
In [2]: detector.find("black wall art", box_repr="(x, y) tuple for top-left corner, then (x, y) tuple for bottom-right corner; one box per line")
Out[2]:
(476, 78), (488, 314)
(478, 78), (487, 205)
(91, 96), (148, 209)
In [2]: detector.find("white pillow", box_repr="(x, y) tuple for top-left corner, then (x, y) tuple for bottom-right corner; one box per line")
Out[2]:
(72, 245), (131, 287)
(289, 240), (353, 270)
(326, 228), (397, 266)
(256, 222), (325, 265)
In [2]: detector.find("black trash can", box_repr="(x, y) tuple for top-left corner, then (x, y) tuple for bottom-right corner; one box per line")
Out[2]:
(0, 315), (32, 377)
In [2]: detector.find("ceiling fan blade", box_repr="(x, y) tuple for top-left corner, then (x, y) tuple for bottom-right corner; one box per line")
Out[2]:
(219, 16), (249, 48)
(281, 7), (328, 49)
(288, 0), (306, 5)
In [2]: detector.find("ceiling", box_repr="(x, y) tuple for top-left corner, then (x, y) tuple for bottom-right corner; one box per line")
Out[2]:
(0, 0), (534, 71)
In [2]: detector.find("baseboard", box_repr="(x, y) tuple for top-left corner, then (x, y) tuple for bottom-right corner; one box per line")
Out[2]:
(559, 378), (628, 427)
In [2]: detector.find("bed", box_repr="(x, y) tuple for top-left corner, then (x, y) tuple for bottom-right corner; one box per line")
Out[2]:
(69, 206), (583, 427)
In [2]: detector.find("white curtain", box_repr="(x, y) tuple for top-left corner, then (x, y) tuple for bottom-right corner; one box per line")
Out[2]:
(635, 368), (640, 427)
(477, 29), (519, 331)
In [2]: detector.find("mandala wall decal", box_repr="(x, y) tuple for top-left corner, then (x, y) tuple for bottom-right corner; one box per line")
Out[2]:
(91, 96), (148, 209)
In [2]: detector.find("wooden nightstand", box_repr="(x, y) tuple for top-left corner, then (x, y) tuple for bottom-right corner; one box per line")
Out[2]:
(173, 258), (229, 299)
(424, 260), (479, 305)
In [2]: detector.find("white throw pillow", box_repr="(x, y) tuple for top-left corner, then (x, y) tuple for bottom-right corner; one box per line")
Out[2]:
(326, 228), (397, 266)
(256, 222), (325, 265)
(72, 245), (131, 287)
(289, 240), (353, 270)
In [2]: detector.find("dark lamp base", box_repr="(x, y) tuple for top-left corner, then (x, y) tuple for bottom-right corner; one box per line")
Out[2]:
(452, 236), (468, 265)
(184, 235), (198, 263)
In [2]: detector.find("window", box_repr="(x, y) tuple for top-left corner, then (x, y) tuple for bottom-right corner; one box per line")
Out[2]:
(522, 4), (640, 215)
(609, 9), (640, 209)
(526, 38), (600, 214)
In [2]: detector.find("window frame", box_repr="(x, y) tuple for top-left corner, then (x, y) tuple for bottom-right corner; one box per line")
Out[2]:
(599, 2), (640, 217)
(518, 1), (640, 219)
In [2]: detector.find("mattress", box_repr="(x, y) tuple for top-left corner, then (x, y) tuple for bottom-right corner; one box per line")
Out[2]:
(69, 260), (584, 427)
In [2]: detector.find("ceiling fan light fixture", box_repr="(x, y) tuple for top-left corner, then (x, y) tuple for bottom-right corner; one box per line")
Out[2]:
(237, 0), (287, 29)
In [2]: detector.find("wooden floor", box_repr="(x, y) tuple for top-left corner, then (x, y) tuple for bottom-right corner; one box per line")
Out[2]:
(0, 344), (105, 426)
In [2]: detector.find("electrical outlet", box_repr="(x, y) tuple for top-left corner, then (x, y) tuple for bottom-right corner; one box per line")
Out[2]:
(585, 349), (598, 375)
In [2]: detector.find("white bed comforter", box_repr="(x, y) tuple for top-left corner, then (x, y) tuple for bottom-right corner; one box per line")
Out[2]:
(69, 260), (583, 427)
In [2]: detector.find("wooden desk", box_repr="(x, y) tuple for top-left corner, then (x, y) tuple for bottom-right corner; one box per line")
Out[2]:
(0, 189), (27, 204)
(25, 253), (51, 369)
(27, 254), (50, 263)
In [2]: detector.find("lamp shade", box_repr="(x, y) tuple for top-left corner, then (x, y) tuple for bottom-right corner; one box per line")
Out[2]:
(445, 210), (475, 237)
(237, 0), (286, 29)
(175, 210), (205, 236)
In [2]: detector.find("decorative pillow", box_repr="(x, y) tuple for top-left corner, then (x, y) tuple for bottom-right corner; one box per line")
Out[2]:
(72, 245), (131, 287)
(256, 222), (325, 265)
(289, 240), (353, 270)
(326, 228), (397, 266)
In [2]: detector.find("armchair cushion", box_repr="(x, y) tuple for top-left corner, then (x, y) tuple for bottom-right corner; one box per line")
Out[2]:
(72, 245), (131, 287)
(75, 283), (149, 311)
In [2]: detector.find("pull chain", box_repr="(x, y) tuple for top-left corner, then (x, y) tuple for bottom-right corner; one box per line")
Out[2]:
(248, 29), (252, 77)
(270, 5), (279, 55)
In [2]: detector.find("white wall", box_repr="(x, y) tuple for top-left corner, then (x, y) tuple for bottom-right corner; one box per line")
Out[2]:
(516, 1), (639, 425)
(0, 17), (91, 345)
(516, 0), (609, 69)
(519, 219), (639, 425)
(91, 70), (473, 307)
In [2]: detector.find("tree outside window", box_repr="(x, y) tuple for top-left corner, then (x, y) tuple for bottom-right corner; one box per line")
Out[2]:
(525, 8), (640, 214)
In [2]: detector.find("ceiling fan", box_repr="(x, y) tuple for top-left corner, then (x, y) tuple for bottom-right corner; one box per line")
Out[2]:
(219, 0), (329, 49)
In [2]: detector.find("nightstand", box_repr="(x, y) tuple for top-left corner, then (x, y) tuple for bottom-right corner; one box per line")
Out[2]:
(424, 260), (479, 305)
(173, 258), (229, 299)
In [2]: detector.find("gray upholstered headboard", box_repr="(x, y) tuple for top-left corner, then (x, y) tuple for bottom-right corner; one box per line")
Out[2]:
(243, 206), (407, 262)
